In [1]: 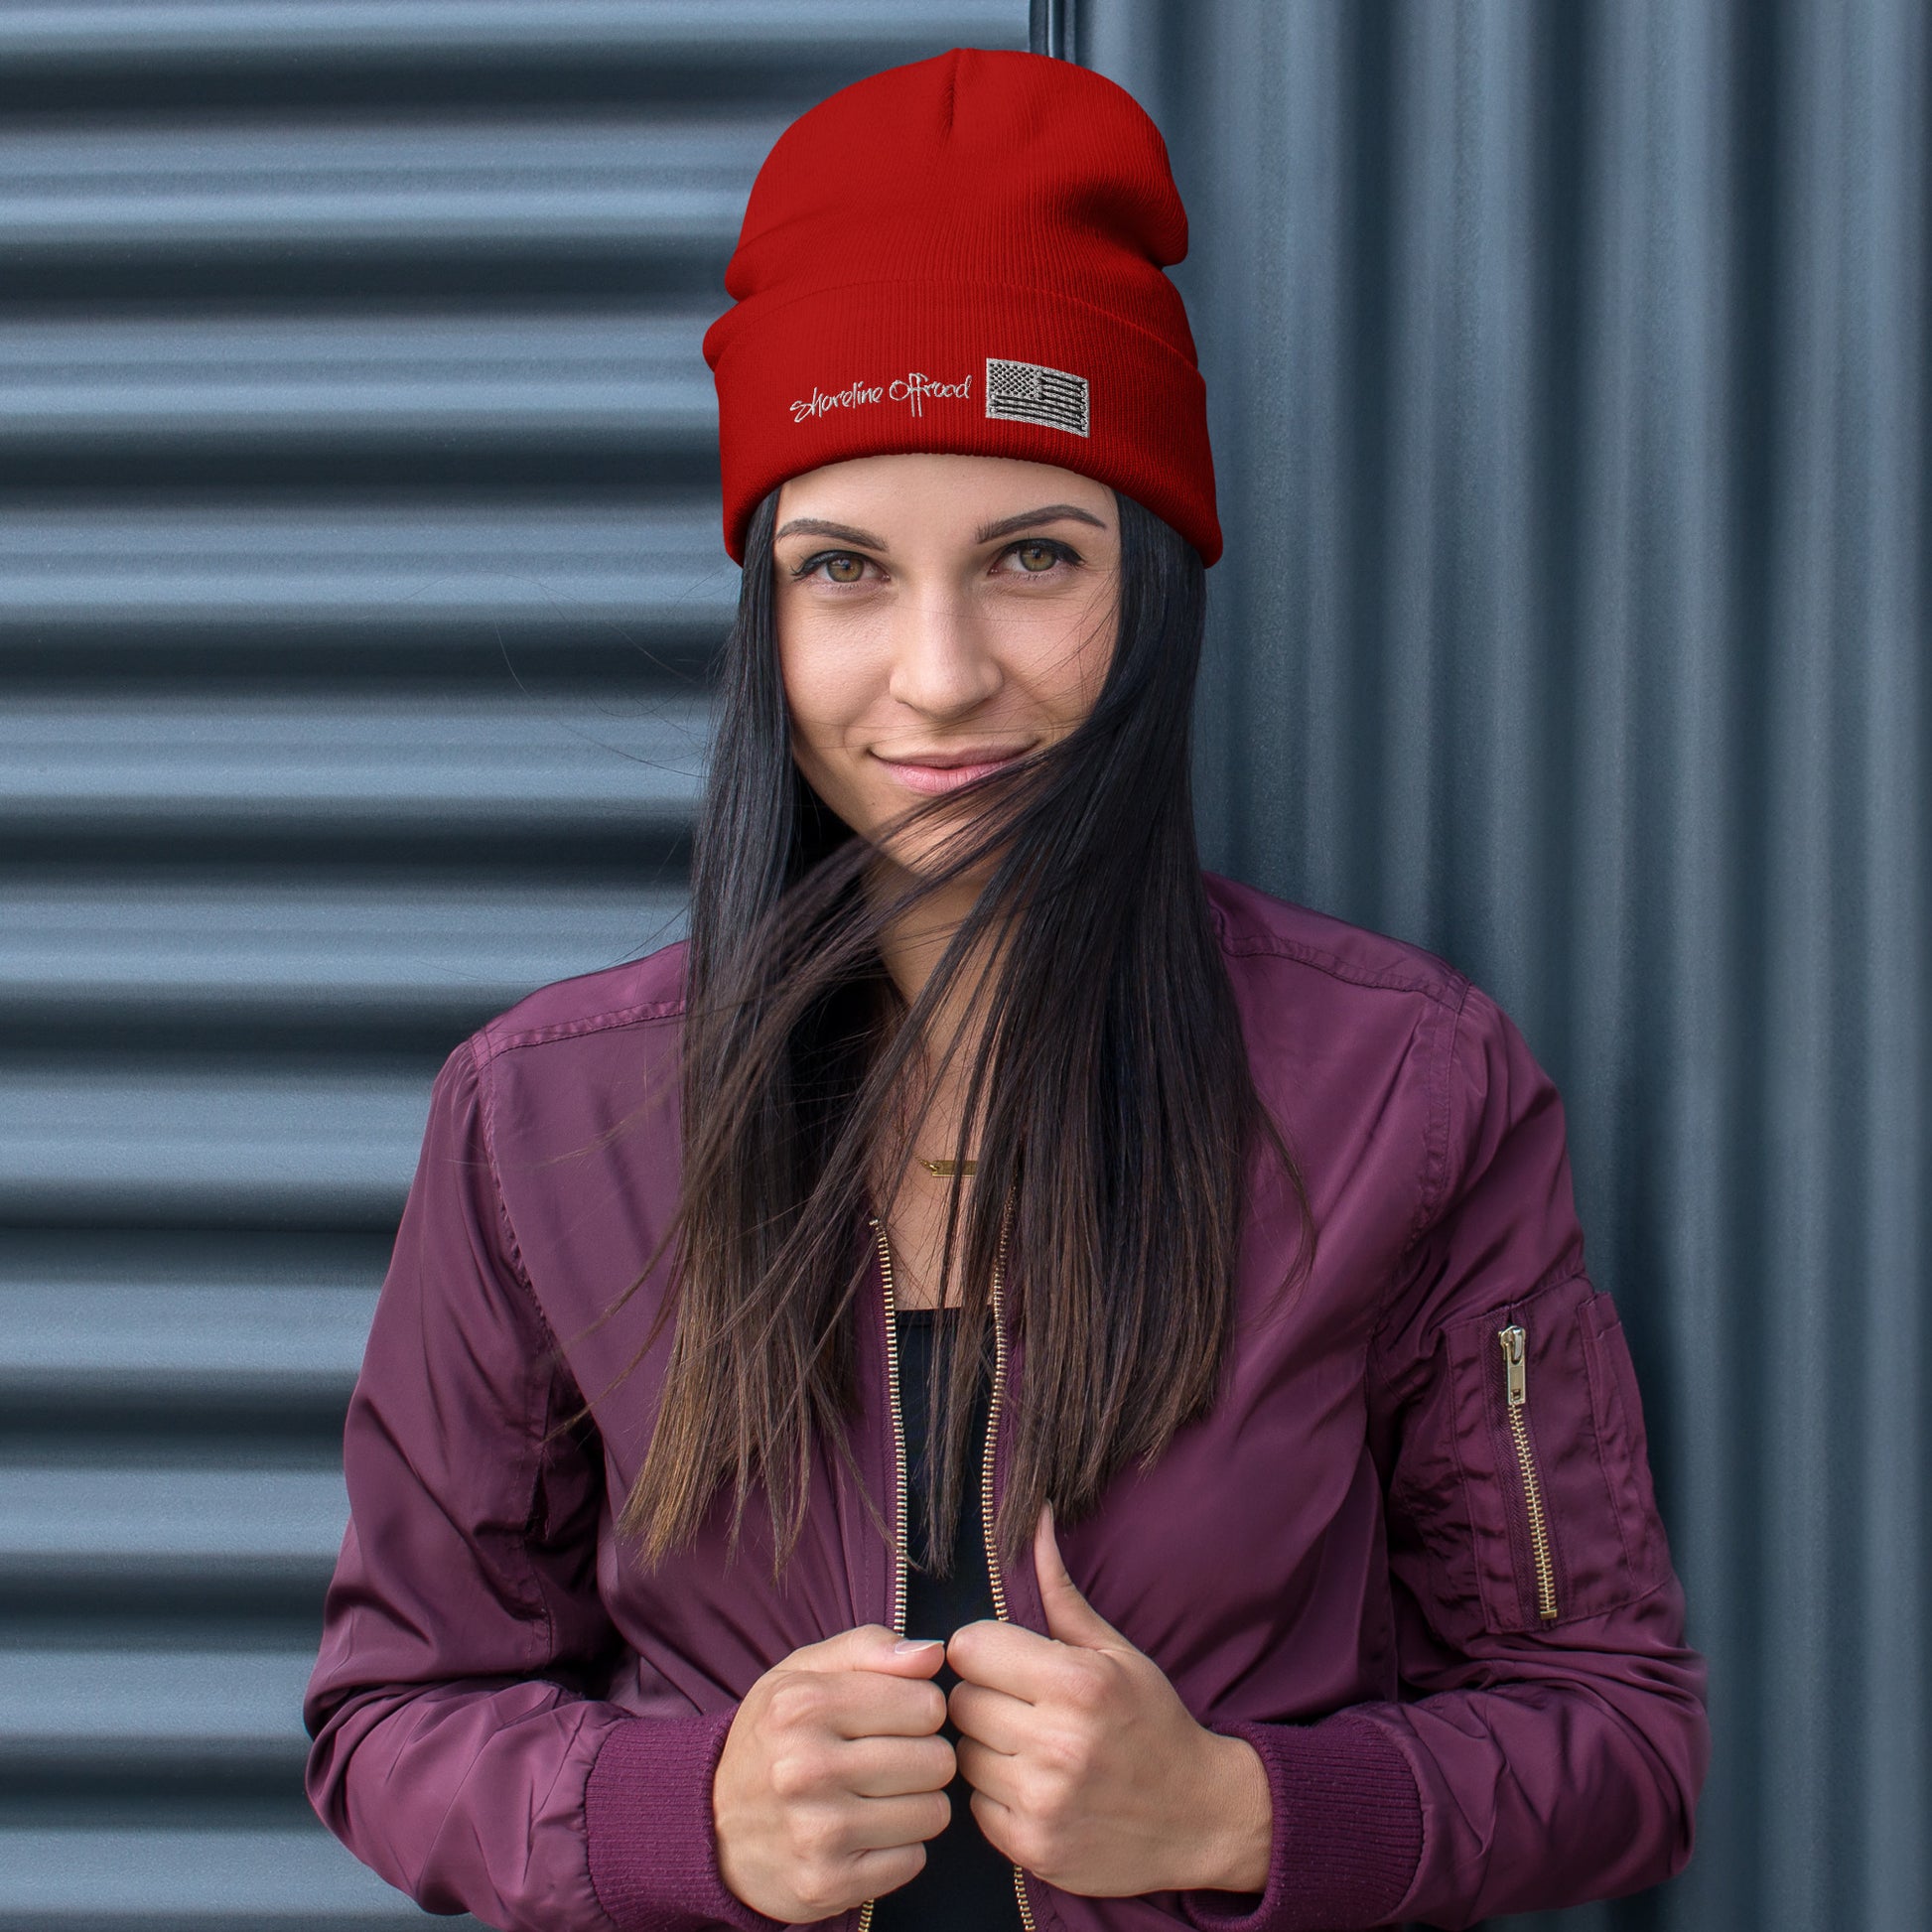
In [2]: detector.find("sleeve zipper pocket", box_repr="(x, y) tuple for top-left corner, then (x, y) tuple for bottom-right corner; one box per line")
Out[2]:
(1498, 1324), (1560, 1624)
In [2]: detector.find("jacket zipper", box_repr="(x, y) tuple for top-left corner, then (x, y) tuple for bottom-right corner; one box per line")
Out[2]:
(858, 1217), (1035, 1932)
(856, 1216), (908, 1932)
(1497, 1324), (1559, 1624)
(981, 1228), (1036, 1931)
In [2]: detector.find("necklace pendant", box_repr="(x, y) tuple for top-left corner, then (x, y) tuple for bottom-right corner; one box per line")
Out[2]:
(917, 1158), (978, 1178)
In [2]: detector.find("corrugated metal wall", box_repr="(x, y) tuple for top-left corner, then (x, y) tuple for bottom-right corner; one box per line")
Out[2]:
(1091, 3), (1928, 1929)
(6, 4), (1924, 1929)
(0, 7), (1024, 1926)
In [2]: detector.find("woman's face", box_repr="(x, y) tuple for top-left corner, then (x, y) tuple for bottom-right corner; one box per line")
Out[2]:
(771, 453), (1120, 870)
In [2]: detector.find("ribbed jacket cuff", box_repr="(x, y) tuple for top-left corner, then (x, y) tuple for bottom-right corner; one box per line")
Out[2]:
(584, 1712), (785, 1932)
(1176, 1714), (1422, 1932)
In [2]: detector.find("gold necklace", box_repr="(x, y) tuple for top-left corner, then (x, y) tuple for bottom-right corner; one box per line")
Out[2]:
(916, 1158), (978, 1177)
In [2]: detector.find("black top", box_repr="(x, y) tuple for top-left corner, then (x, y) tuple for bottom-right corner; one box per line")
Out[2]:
(870, 1306), (1027, 1932)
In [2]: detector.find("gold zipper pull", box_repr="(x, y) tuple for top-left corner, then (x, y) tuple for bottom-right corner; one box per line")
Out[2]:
(1499, 1323), (1527, 1406)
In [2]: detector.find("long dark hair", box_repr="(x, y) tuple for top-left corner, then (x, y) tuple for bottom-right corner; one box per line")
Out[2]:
(611, 484), (1310, 1584)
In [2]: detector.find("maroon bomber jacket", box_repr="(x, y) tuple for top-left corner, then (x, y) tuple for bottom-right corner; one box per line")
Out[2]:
(304, 873), (1710, 1932)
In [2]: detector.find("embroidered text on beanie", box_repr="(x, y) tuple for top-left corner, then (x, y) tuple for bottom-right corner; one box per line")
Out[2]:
(702, 49), (1221, 566)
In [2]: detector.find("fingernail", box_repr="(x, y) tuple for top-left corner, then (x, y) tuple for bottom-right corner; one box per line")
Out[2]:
(894, 1637), (943, 1654)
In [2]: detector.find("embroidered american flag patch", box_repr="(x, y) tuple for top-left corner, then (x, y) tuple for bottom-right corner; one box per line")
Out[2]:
(984, 357), (1090, 437)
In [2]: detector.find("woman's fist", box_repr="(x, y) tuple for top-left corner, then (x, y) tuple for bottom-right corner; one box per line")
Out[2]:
(713, 1625), (957, 1922)
(945, 1504), (1272, 1897)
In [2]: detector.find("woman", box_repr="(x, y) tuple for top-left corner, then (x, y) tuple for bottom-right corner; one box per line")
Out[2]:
(305, 49), (1709, 1932)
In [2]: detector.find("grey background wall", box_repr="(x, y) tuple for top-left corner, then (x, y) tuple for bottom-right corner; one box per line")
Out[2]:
(1, 4), (1924, 1931)
(1092, 4), (1929, 1931)
(0, 7), (1025, 1927)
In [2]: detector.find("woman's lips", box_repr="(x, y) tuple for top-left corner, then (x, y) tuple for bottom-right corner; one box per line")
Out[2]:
(873, 748), (1031, 795)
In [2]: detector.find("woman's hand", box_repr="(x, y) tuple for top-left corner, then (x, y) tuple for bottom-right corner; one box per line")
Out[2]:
(945, 1503), (1274, 1898)
(713, 1624), (956, 1922)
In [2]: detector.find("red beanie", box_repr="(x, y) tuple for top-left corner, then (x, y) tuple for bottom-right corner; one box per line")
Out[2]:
(702, 49), (1221, 566)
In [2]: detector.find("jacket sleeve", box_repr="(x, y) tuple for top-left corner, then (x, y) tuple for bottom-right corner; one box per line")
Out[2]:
(303, 1040), (780, 1932)
(1182, 984), (1709, 1932)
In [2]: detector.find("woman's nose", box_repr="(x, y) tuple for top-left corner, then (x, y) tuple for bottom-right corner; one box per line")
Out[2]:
(886, 594), (1004, 719)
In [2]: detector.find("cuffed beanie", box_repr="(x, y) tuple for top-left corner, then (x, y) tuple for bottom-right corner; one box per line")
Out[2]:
(702, 48), (1221, 566)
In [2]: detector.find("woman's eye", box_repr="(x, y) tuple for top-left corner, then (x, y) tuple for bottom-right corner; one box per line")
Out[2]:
(821, 553), (866, 584)
(1011, 540), (1066, 574)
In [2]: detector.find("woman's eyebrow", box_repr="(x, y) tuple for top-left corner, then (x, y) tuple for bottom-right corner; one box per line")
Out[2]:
(973, 503), (1109, 543)
(772, 517), (887, 547)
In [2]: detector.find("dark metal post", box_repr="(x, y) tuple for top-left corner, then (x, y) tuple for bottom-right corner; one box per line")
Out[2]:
(1030, 0), (1081, 61)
